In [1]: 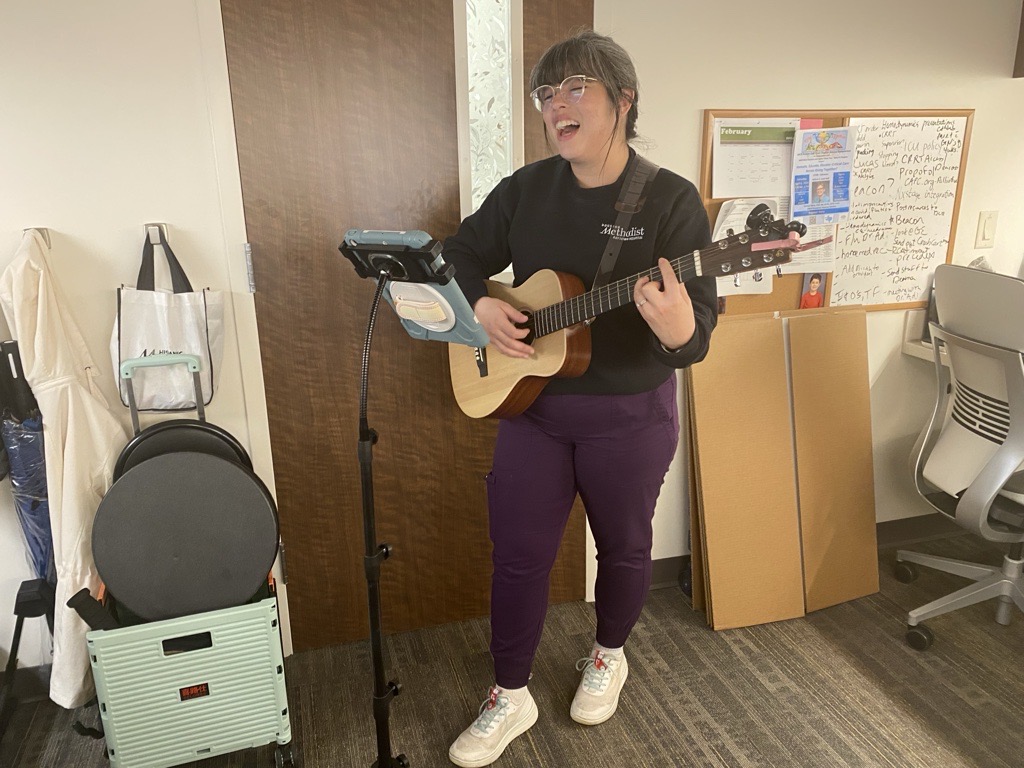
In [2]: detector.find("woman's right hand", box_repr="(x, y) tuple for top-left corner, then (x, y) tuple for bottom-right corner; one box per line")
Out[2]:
(474, 296), (534, 359)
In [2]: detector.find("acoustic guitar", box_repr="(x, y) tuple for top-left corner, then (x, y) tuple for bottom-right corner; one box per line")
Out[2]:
(449, 205), (807, 419)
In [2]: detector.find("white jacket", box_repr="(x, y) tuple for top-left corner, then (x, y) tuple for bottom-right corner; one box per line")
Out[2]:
(0, 230), (127, 708)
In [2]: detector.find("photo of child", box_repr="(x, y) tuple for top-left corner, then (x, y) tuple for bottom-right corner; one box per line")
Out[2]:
(799, 272), (826, 309)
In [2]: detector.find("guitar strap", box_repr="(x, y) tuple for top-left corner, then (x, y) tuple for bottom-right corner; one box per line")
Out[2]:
(586, 153), (660, 324)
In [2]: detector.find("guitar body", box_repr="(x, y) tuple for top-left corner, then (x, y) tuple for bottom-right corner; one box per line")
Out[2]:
(448, 269), (591, 419)
(448, 205), (803, 418)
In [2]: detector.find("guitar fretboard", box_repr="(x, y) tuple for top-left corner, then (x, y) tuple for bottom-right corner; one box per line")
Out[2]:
(532, 251), (702, 338)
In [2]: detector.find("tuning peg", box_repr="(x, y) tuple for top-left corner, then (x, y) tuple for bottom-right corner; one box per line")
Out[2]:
(752, 270), (763, 282)
(745, 203), (773, 230)
(733, 275), (741, 287)
(787, 220), (808, 237)
(776, 265), (783, 277)
(726, 228), (735, 237)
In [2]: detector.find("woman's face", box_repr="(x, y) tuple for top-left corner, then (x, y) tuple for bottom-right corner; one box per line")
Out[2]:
(542, 78), (629, 168)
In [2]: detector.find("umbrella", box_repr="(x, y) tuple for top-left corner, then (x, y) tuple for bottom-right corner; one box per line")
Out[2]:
(2, 413), (54, 585)
(1, 340), (54, 585)
(0, 231), (128, 709)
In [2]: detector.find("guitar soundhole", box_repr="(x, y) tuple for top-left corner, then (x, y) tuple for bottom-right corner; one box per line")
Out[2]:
(515, 310), (536, 346)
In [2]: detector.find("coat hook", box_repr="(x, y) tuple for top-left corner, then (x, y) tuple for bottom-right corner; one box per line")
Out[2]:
(145, 223), (168, 245)
(24, 228), (51, 249)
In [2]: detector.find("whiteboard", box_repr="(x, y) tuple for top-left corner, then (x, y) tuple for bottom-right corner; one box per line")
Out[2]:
(830, 116), (968, 308)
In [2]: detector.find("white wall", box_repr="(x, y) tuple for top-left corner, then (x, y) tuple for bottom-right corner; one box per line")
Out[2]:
(0, 1), (283, 668)
(584, 0), (1024, 591)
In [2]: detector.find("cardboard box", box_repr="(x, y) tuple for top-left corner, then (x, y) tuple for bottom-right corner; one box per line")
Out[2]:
(789, 310), (879, 611)
(688, 315), (805, 629)
(687, 309), (878, 628)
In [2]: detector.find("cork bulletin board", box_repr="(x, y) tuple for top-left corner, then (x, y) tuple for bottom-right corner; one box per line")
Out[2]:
(699, 109), (973, 315)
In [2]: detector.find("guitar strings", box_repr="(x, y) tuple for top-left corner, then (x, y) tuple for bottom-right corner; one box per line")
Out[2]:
(533, 225), (796, 337)
(533, 251), (699, 339)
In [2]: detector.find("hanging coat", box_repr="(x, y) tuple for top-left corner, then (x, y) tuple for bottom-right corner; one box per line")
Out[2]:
(0, 230), (128, 708)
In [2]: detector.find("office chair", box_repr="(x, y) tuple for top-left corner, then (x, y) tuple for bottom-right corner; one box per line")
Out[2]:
(897, 263), (1024, 651)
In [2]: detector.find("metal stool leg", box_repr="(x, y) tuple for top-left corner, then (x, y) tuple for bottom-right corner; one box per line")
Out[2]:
(0, 614), (27, 738)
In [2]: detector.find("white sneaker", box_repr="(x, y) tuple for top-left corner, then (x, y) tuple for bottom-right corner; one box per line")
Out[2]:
(449, 685), (538, 767)
(570, 647), (628, 725)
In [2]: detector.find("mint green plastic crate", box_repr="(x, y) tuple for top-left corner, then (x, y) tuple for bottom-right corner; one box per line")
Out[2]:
(88, 597), (291, 768)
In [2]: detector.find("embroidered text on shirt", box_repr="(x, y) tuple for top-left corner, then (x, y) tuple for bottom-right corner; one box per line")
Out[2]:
(599, 224), (645, 241)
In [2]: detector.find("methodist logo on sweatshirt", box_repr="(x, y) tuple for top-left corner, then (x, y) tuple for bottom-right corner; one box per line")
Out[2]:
(599, 223), (645, 242)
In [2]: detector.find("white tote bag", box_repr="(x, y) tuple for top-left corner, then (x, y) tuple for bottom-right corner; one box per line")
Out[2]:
(110, 231), (224, 410)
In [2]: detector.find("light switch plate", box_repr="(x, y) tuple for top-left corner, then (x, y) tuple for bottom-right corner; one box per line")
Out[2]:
(976, 210), (997, 248)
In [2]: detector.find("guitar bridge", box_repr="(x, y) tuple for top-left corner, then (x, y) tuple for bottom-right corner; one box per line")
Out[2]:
(475, 346), (488, 378)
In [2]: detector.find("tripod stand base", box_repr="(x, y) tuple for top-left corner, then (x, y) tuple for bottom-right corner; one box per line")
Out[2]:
(372, 755), (409, 768)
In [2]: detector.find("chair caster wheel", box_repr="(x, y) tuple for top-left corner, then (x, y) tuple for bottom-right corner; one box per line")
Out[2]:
(894, 561), (919, 583)
(906, 624), (934, 651)
(275, 742), (295, 767)
(679, 563), (692, 598)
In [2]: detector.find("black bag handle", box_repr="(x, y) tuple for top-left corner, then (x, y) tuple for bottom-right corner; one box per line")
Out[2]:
(136, 229), (193, 293)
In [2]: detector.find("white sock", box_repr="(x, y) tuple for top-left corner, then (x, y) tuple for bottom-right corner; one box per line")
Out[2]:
(594, 642), (623, 658)
(498, 684), (528, 705)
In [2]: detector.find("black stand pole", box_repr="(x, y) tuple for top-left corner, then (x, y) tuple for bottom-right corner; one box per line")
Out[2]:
(358, 272), (409, 768)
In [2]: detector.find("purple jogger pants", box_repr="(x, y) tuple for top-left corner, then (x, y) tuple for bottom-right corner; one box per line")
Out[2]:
(487, 374), (680, 689)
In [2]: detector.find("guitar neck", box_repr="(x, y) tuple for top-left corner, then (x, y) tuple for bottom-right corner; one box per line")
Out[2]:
(533, 252), (702, 338)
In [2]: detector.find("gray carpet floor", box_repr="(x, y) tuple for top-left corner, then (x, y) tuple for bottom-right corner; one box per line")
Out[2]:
(3, 534), (1024, 767)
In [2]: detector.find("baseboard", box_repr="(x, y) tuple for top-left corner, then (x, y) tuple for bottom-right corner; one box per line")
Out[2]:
(651, 556), (687, 590)
(0, 663), (51, 703)
(876, 513), (965, 549)
(652, 514), (965, 592)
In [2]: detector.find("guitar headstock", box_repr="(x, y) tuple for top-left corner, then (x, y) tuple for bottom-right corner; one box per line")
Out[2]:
(699, 203), (804, 279)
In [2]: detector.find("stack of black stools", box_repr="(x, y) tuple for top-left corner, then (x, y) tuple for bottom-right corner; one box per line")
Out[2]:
(69, 354), (294, 768)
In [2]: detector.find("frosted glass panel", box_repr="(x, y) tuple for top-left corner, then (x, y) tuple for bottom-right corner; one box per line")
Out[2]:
(466, 0), (513, 211)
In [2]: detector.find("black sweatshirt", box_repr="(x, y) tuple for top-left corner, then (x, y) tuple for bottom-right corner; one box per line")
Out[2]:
(443, 150), (717, 396)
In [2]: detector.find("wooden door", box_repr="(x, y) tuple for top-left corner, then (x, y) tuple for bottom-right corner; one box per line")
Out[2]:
(221, 0), (591, 649)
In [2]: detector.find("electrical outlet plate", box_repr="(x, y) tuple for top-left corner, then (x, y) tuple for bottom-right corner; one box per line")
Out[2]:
(975, 211), (997, 249)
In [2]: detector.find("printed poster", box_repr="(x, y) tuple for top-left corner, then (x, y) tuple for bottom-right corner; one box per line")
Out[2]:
(790, 127), (858, 222)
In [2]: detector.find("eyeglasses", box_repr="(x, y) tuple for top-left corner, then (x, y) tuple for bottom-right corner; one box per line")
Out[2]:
(529, 75), (599, 112)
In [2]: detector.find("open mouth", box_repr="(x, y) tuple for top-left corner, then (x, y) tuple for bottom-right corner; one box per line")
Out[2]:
(555, 119), (580, 140)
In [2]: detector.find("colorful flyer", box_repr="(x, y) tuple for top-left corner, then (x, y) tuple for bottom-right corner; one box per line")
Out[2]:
(790, 127), (858, 222)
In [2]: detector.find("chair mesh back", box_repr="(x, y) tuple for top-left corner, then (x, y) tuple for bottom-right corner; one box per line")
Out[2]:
(952, 380), (1010, 445)
(923, 266), (1024, 514)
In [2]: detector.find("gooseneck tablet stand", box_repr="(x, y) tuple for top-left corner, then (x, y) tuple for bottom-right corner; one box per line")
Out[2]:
(339, 230), (488, 768)
(356, 271), (407, 768)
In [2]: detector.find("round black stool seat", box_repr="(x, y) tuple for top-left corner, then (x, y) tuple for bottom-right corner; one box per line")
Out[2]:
(93, 451), (279, 621)
(113, 419), (252, 481)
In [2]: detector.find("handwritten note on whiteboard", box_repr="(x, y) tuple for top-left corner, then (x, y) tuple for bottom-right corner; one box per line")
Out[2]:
(830, 116), (967, 307)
